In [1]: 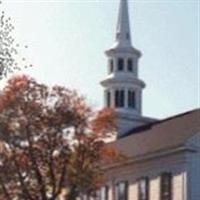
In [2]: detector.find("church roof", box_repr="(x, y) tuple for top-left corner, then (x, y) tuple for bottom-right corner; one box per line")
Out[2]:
(110, 109), (200, 159)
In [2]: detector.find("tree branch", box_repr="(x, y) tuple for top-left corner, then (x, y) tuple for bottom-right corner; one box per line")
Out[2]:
(48, 147), (56, 197)
(13, 154), (35, 200)
(26, 128), (47, 200)
(54, 156), (68, 199)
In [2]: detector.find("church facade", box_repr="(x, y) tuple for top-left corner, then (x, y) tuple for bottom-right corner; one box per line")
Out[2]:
(99, 0), (200, 200)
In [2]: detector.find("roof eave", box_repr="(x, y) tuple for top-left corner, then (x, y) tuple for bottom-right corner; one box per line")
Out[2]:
(103, 144), (197, 170)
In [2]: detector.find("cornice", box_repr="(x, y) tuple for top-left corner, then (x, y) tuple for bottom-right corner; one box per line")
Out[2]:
(103, 145), (197, 170)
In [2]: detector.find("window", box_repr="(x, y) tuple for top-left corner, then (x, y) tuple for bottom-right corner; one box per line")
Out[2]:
(101, 186), (109, 200)
(119, 90), (124, 107)
(118, 58), (124, 71)
(128, 90), (136, 108)
(160, 173), (172, 200)
(115, 90), (124, 108)
(115, 90), (119, 107)
(138, 178), (149, 200)
(93, 186), (109, 200)
(127, 59), (133, 72)
(106, 91), (111, 107)
(109, 59), (114, 74)
(116, 181), (128, 200)
(94, 189), (101, 200)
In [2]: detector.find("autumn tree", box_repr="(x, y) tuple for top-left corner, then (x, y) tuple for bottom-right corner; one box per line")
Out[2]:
(0, 75), (118, 200)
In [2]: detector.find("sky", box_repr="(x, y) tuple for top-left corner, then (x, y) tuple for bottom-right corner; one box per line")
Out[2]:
(1, 0), (199, 119)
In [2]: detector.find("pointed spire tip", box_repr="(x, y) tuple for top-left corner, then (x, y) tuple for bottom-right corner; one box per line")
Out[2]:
(115, 0), (132, 48)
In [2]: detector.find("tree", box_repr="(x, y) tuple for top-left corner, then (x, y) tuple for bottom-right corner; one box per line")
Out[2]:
(0, 2), (31, 80)
(0, 75), (118, 200)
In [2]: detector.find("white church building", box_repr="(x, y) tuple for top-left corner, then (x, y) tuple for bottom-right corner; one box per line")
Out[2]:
(98, 0), (200, 200)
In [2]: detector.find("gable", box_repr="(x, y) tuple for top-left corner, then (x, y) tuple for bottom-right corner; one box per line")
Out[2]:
(186, 132), (200, 149)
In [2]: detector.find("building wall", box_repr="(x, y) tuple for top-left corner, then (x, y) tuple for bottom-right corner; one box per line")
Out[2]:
(105, 151), (188, 200)
(186, 133), (200, 200)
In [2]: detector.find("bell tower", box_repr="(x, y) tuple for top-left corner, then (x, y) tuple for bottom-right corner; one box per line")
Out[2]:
(101, 0), (155, 138)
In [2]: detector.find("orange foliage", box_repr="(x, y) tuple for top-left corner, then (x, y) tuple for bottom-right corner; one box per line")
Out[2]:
(0, 74), (29, 111)
(91, 107), (117, 137)
(0, 75), (121, 200)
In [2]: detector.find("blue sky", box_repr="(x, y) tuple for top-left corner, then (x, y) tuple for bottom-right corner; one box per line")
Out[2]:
(2, 0), (199, 119)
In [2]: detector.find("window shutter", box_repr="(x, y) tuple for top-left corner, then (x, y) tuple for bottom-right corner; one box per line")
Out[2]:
(160, 172), (172, 200)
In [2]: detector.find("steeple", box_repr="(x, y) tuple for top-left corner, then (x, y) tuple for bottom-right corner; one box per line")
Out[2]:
(115, 0), (132, 48)
(101, 0), (155, 138)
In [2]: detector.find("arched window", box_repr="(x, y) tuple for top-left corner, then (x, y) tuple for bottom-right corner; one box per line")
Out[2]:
(118, 58), (124, 71)
(109, 59), (114, 74)
(119, 90), (124, 107)
(127, 59), (133, 72)
(128, 90), (136, 108)
(106, 91), (111, 107)
(115, 90), (124, 108)
(160, 173), (172, 200)
(115, 90), (119, 107)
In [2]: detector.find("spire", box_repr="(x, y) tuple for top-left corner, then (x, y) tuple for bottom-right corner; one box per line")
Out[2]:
(101, 0), (155, 137)
(115, 0), (132, 48)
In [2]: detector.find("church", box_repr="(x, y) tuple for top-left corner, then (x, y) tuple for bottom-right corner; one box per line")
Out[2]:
(98, 0), (200, 200)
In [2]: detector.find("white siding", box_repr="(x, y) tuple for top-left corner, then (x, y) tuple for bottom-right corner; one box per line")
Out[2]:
(150, 176), (160, 200)
(173, 171), (187, 200)
(106, 152), (188, 200)
(129, 181), (138, 200)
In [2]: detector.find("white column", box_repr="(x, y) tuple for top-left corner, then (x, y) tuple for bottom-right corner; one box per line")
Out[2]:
(107, 59), (110, 74)
(125, 57), (128, 72)
(136, 89), (142, 114)
(134, 59), (138, 77)
(104, 90), (107, 107)
(111, 89), (115, 108)
(114, 57), (118, 73)
(125, 88), (128, 108)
